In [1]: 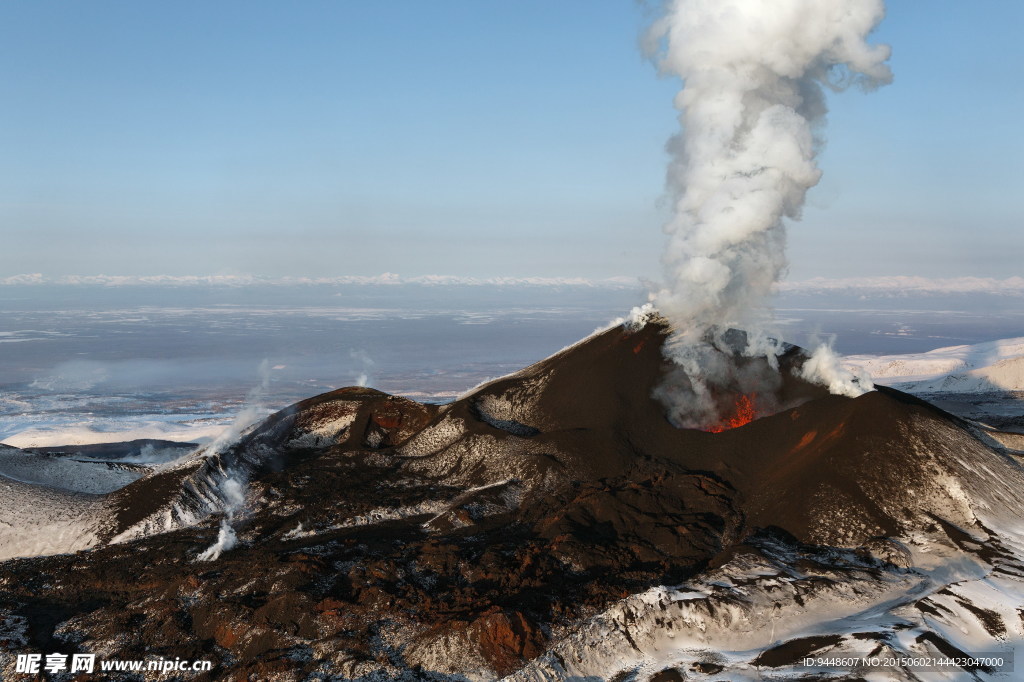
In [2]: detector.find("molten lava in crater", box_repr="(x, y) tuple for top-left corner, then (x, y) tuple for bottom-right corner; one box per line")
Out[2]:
(706, 394), (757, 433)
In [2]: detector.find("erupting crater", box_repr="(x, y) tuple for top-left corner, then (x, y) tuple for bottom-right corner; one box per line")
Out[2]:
(705, 393), (758, 433)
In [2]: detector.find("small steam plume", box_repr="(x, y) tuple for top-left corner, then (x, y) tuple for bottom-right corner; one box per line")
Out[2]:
(196, 360), (273, 560)
(643, 0), (890, 426)
(350, 349), (375, 388)
(797, 338), (872, 398)
(206, 359), (273, 454)
(197, 476), (245, 561)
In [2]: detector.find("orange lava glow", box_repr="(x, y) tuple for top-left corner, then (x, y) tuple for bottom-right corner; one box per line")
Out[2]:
(706, 394), (757, 433)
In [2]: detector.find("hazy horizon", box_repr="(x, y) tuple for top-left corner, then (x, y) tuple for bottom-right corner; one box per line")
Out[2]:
(3, 280), (1021, 447)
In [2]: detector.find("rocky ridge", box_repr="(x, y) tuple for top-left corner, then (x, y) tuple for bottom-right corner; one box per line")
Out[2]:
(0, 320), (1022, 680)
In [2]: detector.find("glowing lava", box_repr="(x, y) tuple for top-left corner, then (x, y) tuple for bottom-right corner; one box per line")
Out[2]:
(706, 394), (757, 433)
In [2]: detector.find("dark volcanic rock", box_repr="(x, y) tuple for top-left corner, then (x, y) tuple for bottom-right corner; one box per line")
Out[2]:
(1, 320), (1022, 680)
(27, 439), (198, 461)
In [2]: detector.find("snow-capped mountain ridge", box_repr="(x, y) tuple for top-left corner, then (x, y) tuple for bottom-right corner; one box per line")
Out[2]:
(846, 336), (1024, 392)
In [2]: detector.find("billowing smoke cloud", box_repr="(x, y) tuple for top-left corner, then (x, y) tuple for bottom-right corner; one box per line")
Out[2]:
(643, 0), (891, 426)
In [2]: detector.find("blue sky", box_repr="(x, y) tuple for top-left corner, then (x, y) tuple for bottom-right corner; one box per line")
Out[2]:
(0, 1), (1020, 281)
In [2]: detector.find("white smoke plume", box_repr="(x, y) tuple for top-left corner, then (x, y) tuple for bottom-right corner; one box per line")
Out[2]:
(196, 476), (245, 561)
(798, 340), (872, 398)
(643, 0), (890, 425)
(196, 361), (272, 560)
(197, 520), (237, 562)
(206, 359), (274, 455)
(350, 349), (375, 388)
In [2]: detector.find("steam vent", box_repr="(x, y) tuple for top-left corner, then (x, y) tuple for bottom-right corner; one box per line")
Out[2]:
(2, 319), (1023, 680)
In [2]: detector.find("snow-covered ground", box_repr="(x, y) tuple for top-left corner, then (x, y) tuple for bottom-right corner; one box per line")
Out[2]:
(0, 444), (147, 494)
(845, 337), (1024, 393)
(511, 406), (1024, 681)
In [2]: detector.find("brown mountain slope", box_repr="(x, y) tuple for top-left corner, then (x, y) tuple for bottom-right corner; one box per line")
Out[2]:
(1, 320), (1019, 680)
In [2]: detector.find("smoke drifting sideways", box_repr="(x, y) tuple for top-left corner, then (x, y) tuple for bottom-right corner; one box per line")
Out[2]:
(205, 359), (274, 455)
(642, 0), (889, 428)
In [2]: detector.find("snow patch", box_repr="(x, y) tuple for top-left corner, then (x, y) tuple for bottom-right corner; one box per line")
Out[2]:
(0, 448), (144, 494)
(845, 336), (1024, 393)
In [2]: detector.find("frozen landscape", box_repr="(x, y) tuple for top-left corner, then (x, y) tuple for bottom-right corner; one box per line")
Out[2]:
(2, 0), (1022, 678)
(1, 284), (1023, 680)
(1, 306), (1023, 680)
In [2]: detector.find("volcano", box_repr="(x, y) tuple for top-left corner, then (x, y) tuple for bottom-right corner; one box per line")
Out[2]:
(1, 319), (1022, 680)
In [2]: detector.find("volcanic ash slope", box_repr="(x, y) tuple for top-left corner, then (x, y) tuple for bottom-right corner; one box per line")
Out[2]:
(1, 320), (1023, 681)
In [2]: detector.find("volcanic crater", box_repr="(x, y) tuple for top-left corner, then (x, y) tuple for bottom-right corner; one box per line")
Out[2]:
(1, 319), (1022, 680)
